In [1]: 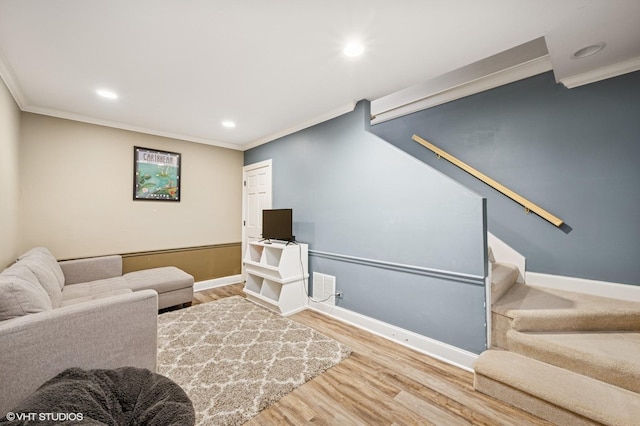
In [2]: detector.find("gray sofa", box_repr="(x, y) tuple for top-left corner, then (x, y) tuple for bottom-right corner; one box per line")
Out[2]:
(58, 252), (195, 310)
(0, 247), (194, 416)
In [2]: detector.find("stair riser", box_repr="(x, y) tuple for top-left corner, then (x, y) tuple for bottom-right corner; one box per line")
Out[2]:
(493, 311), (640, 335)
(491, 262), (519, 303)
(505, 332), (640, 394)
(474, 373), (599, 426)
(492, 282), (640, 333)
(490, 313), (512, 348)
(474, 350), (640, 426)
(510, 315), (640, 333)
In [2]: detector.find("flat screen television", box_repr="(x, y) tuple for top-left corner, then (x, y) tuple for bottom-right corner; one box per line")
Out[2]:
(262, 208), (294, 242)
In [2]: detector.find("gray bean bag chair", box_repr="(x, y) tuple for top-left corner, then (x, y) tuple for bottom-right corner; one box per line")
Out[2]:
(1, 367), (194, 425)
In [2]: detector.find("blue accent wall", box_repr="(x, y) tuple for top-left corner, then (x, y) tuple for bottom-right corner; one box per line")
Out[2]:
(370, 71), (640, 286)
(245, 101), (488, 353)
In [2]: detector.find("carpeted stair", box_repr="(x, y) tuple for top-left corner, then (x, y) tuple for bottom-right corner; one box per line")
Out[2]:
(474, 261), (640, 425)
(490, 261), (519, 304)
(475, 350), (640, 425)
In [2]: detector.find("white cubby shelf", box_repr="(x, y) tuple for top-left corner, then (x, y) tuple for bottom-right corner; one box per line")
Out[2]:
(243, 241), (308, 316)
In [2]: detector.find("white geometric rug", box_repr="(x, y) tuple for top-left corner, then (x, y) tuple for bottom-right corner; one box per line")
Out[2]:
(157, 296), (351, 425)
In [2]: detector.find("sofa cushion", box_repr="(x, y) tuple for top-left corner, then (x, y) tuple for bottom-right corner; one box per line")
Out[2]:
(18, 257), (63, 308)
(123, 267), (194, 294)
(61, 276), (131, 304)
(61, 288), (133, 307)
(58, 255), (122, 285)
(0, 265), (53, 321)
(18, 247), (65, 289)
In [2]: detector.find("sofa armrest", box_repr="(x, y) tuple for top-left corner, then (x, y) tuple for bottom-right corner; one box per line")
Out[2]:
(58, 255), (123, 285)
(0, 289), (158, 416)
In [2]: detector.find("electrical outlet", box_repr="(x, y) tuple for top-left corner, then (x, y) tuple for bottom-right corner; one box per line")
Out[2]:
(335, 291), (343, 299)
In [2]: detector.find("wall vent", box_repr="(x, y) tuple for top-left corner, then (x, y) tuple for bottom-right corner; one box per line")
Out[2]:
(312, 272), (336, 305)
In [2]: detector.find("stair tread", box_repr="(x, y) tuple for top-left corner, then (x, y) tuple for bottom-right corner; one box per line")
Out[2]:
(506, 330), (640, 393)
(493, 282), (640, 331)
(474, 349), (640, 425)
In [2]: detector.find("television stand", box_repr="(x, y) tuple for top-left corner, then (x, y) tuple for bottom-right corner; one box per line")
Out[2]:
(243, 240), (308, 316)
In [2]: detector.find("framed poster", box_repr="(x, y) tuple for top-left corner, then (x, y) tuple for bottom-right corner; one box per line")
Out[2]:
(133, 146), (181, 201)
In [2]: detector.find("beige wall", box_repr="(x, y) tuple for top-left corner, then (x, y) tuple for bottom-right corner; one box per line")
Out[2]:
(0, 78), (21, 267)
(20, 113), (243, 259)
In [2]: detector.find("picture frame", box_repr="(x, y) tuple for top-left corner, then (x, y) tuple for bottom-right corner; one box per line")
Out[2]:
(133, 146), (181, 201)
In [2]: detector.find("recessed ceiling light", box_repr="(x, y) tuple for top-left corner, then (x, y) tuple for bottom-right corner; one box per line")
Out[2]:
(222, 120), (236, 128)
(571, 42), (606, 59)
(96, 89), (118, 99)
(343, 41), (364, 57)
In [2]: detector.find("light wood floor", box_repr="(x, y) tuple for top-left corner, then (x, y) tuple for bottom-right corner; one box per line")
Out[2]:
(192, 284), (551, 425)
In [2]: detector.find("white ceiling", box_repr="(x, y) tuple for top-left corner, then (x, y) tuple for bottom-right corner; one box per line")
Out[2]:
(1, 0), (639, 150)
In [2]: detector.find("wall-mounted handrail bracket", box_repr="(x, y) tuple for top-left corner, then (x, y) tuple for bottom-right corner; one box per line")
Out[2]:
(412, 134), (564, 227)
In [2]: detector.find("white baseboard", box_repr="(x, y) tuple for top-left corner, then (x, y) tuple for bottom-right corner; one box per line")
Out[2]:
(308, 300), (478, 372)
(526, 272), (640, 302)
(194, 274), (242, 292)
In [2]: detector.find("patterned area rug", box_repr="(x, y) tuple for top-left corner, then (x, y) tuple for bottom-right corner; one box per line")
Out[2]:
(157, 296), (351, 425)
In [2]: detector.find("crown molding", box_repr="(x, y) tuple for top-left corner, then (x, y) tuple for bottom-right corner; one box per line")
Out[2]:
(0, 49), (27, 108)
(241, 101), (356, 151)
(560, 55), (640, 89)
(20, 104), (242, 150)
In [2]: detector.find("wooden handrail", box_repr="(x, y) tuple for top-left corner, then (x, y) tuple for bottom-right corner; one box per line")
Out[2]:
(412, 134), (564, 227)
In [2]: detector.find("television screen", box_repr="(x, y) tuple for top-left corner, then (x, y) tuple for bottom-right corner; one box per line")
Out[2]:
(262, 209), (293, 241)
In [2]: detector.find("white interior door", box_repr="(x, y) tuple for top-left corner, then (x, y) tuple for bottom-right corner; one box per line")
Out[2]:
(242, 160), (272, 276)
